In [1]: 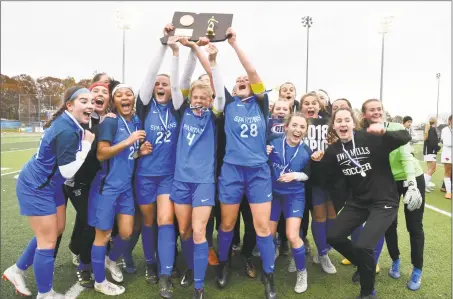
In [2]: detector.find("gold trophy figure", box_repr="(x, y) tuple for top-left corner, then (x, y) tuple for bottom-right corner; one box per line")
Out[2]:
(206, 16), (219, 37)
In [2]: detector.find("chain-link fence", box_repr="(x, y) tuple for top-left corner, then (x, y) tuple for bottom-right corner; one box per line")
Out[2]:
(1, 94), (63, 128)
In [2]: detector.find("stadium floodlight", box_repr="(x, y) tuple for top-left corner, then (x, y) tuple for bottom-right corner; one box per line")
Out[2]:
(301, 16), (313, 93)
(116, 6), (131, 83)
(379, 16), (394, 102)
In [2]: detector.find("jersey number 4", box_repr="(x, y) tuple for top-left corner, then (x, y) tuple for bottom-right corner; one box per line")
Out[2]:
(240, 124), (258, 138)
(156, 131), (171, 144)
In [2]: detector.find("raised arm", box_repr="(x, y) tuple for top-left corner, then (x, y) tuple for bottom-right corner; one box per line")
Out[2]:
(138, 24), (173, 106)
(167, 36), (184, 110)
(367, 123), (411, 153)
(179, 50), (197, 98)
(205, 43), (225, 114)
(226, 28), (265, 96)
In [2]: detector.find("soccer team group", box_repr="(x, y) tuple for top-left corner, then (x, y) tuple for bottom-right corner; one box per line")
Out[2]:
(2, 24), (452, 299)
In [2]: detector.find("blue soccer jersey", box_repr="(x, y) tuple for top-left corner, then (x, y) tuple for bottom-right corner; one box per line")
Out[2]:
(93, 115), (140, 195)
(269, 136), (311, 195)
(224, 89), (269, 166)
(174, 106), (216, 183)
(137, 99), (179, 176)
(19, 111), (83, 192)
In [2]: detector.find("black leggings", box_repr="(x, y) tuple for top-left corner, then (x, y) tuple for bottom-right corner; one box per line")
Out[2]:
(385, 175), (425, 269)
(327, 202), (397, 296)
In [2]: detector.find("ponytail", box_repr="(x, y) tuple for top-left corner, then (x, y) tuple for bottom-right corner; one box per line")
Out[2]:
(44, 86), (85, 129)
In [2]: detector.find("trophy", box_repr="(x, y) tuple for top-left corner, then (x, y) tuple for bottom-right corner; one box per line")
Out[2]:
(161, 12), (233, 44)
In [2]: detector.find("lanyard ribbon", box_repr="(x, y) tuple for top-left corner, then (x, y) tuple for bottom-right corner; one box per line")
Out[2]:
(153, 100), (169, 132)
(280, 137), (301, 175)
(119, 115), (138, 151)
(341, 136), (366, 177)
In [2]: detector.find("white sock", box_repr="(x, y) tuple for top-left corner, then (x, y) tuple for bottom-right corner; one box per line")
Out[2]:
(444, 178), (452, 193)
(424, 174), (431, 186)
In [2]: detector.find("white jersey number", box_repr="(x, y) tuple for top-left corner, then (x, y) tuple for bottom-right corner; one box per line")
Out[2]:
(156, 131), (171, 144)
(240, 123), (258, 138)
(187, 132), (196, 146)
(128, 146), (135, 160)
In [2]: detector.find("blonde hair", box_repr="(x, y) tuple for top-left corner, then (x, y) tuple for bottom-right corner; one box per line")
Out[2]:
(272, 99), (292, 114)
(284, 112), (309, 138)
(424, 117), (437, 140)
(188, 80), (213, 100)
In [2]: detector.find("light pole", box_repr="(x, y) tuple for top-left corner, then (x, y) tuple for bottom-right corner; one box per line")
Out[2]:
(379, 16), (393, 103)
(436, 73), (440, 121)
(302, 16), (313, 93)
(116, 7), (130, 83)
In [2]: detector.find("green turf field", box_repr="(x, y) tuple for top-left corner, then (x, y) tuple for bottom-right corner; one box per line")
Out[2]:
(1, 135), (451, 299)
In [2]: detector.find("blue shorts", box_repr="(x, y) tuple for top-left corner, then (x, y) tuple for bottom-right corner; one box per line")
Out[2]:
(218, 162), (272, 205)
(88, 186), (135, 231)
(170, 180), (215, 207)
(270, 192), (305, 222)
(17, 179), (66, 216)
(135, 174), (173, 205)
(311, 185), (330, 207)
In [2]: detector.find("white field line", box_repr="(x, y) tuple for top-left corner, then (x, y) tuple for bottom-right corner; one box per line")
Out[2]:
(425, 204), (452, 217)
(1, 148), (37, 153)
(1, 167), (9, 171)
(1, 170), (20, 176)
(64, 282), (86, 299)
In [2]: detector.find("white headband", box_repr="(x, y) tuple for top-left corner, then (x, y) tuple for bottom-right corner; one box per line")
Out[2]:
(112, 84), (134, 97)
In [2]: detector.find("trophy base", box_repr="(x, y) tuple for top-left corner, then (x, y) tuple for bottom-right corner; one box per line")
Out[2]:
(206, 32), (215, 37)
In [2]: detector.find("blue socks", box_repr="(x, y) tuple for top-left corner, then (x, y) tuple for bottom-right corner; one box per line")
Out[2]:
(218, 229), (234, 262)
(292, 245), (306, 271)
(181, 237), (194, 270)
(17, 237), (37, 271)
(78, 262), (91, 271)
(256, 235), (275, 274)
(311, 220), (328, 256)
(109, 236), (128, 262)
(194, 241), (208, 290)
(141, 225), (157, 265)
(374, 236), (384, 263)
(158, 224), (175, 276)
(34, 249), (55, 294)
(92, 245), (106, 283)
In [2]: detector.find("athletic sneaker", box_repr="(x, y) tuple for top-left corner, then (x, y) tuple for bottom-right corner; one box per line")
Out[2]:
(313, 254), (320, 264)
(193, 288), (204, 299)
(77, 269), (94, 288)
(445, 192), (452, 200)
(243, 257), (256, 278)
(294, 269), (308, 293)
(288, 256), (296, 273)
(2, 264), (32, 296)
(94, 280), (125, 296)
(318, 254), (337, 274)
(105, 256), (123, 283)
(388, 259), (401, 279)
(407, 268), (422, 291)
(427, 182), (435, 190)
(36, 289), (65, 299)
(72, 253), (80, 267)
(180, 269), (194, 287)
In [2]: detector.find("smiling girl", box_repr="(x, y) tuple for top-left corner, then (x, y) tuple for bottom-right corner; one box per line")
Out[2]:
(3, 87), (95, 298)
(267, 112), (311, 293)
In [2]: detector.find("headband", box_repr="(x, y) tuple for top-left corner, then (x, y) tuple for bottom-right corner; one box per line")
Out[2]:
(89, 82), (109, 92)
(112, 84), (134, 97)
(68, 88), (90, 102)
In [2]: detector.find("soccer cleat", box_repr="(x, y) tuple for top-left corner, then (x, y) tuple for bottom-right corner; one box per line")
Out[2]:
(388, 259), (401, 279)
(193, 288), (204, 299)
(441, 187), (446, 192)
(159, 274), (173, 298)
(288, 256), (297, 273)
(72, 253), (80, 267)
(427, 182), (435, 190)
(36, 289), (65, 299)
(180, 269), (194, 287)
(215, 261), (229, 289)
(105, 256), (123, 283)
(208, 247), (219, 266)
(2, 265), (32, 296)
(445, 192), (452, 200)
(243, 257), (256, 278)
(94, 280), (125, 296)
(294, 269), (308, 293)
(407, 268), (422, 291)
(319, 254), (337, 274)
(145, 263), (158, 284)
(77, 269), (94, 288)
(261, 271), (277, 299)
(341, 258), (352, 265)
(376, 264), (380, 274)
(119, 257), (136, 274)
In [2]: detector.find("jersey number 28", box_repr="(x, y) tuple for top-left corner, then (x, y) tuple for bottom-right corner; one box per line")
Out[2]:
(240, 123), (258, 138)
